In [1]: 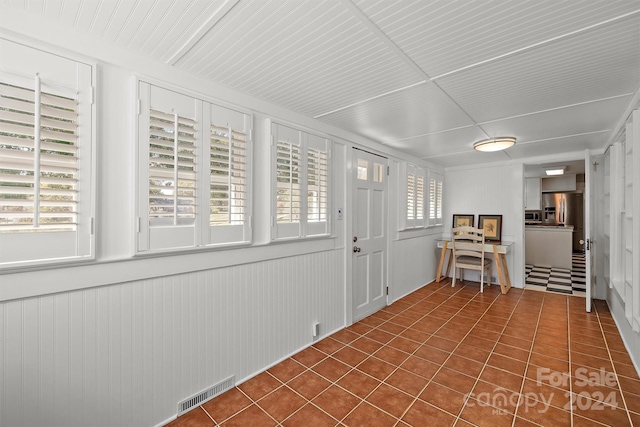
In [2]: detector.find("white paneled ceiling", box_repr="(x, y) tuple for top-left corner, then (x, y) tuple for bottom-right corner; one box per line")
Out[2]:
(3, 0), (639, 167)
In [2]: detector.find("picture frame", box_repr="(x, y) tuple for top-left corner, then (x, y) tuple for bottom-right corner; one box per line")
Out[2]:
(478, 214), (502, 242)
(452, 214), (474, 229)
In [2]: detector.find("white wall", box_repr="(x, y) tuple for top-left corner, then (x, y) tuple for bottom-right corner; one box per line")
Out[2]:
(0, 10), (443, 427)
(0, 251), (344, 427)
(443, 163), (525, 287)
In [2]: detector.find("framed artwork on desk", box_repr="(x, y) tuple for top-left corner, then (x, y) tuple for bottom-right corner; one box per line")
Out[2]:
(478, 214), (502, 242)
(452, 214), (474, 230)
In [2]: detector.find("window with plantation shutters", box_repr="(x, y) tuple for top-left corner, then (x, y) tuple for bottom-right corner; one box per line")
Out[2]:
(428, 171), (444, 227)
(0, 82), (78, 231)
(0, 38), (94, 268)
(276, 139), (301, 224)
(210, 122), (246, 227)
(137, 82), (252, 253)
(307, 146), (327, 223)
(416, 175), (424, 221)
(404, 163), (426, 229)
(271, 122), (330, 240)
(406, 172), (415, 222)
(148, 109), (197, 225)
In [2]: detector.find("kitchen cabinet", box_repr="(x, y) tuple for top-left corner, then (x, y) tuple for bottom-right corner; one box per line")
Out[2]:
(525, 178), (541, 210)
(525, 226), (573, 269)
(541, 175), (577, 192)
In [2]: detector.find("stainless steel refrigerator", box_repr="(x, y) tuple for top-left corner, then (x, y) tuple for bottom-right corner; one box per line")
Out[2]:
(542, 192), (584, 251)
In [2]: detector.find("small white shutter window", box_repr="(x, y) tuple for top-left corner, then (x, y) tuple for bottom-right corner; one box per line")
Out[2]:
(210, 123), (246, 226)
(307, 147), (328, 223)
(137, 82), (252, 253)
(276, 133), (301, 225)
(0, 38), (94, 268)
(404, 164), (426, 229)
(416, 175), (425, 222)
(428, 172), (444, 227)
(272, 122), (331, 240)
(148, 109), (197, 225)
(0, 81), (78, 231)
(407, 171), (415, 223)
(305, 132), (329, 236)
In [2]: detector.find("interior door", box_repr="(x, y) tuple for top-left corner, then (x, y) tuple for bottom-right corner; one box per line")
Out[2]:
(584, 150), (595, 312)
(352, 148), (388, 321)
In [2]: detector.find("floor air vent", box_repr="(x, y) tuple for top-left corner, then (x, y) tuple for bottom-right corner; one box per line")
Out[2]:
(177, 375), (235, 416)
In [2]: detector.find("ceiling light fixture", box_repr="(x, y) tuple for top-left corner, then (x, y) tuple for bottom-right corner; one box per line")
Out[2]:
(545, 166), (566, 176)
(473, 136), (516, 152)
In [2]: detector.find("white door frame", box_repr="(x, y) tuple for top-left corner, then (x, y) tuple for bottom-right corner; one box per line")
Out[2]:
(346, 146), (390, 324)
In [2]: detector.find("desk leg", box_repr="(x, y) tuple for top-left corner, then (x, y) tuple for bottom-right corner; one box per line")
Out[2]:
(436, 241), (448, 283)
(500, 254), (512, 293)
(492, 245), (511, 294)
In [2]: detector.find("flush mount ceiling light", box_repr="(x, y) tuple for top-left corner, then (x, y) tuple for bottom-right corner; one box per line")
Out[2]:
(545, 166), (566, 176)
(473, 137), (516, 152)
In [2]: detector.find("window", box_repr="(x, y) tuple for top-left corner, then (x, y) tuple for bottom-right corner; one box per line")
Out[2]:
(137, 82), (251, 253)
(404, 163), (426, 229)
(428, 171), (444, 226)
(0, 39), (94, 268)
(272, 122), (330, 240)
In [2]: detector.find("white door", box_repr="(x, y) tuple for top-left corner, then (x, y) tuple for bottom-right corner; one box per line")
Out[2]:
(584, 150), (595, 312)
(352, 148), (388, 321)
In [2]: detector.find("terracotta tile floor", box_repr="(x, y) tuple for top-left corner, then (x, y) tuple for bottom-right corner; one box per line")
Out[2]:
(167, 280), (640, 427)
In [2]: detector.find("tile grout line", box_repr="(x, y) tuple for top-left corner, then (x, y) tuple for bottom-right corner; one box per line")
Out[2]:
(567, 295), (574, 426)
(509, 291), (546, 427)
(592, 300), (635, 426)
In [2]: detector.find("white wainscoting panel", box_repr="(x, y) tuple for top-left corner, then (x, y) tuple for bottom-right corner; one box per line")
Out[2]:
(0, 249), (344, 427)
(390, 233), (442, 303)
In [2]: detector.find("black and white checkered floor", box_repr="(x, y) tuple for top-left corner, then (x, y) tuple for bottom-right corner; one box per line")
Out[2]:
(525, 252), (587, 297)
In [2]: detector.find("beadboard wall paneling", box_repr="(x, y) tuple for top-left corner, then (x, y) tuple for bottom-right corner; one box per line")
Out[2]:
(444, 164), (525, 287)
(390, 233), (442, 302)
(0, 250), (344, 427)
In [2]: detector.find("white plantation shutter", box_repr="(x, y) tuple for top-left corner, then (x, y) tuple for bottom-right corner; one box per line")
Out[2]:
(210, 124), (246, 225)
(307, 148), (327, 222)
(436, 178), (443, 225)
(276, 139), (301, 223)
(148, 109), (197, 225)
(306, 133), (329, 236)
(404, 164), (426, 229)
(407, 171), (415, 223)
(272, 122), (330, 240)
(0, 82), (78, 231)
(428, 171), (444, 227)
(137, 82), (252, 253)
(0, 38), (94, 268)
(207, 103), (251, 244)
(138, 83), (199, 251)
(416, 175), (425, 222)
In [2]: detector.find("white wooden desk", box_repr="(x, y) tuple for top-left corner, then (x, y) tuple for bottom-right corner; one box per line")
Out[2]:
(436, 240), (513, 294)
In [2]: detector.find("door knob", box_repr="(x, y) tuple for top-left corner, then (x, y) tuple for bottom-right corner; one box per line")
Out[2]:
(353, 246), (361, 253)
(353, 236), (358, 243)
(579, 239), (585, 245)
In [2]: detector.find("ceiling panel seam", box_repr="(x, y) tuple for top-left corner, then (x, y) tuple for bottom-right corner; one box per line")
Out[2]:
(431, 9), (640, 82)
(336, 0), (490, 139)
(477, 93), (635, 125)
(516, 130), (612, 145)
(388, 125), (477, 143)
(313, 81), (426, 119)
(166, 0), (240, 66)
